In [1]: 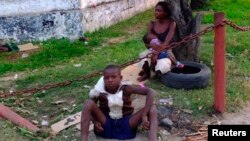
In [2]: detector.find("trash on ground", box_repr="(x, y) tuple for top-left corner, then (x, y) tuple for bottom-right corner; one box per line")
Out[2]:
(52, 100), (67, 105)
(83, 85), (91, 89)
(14, 74), (18, 79)
(73, 64), (82, 67)
(21, 53), (29, 58)
(159, 98), (173, 105)
(51, 111), (81, 134)
(41, 119), (49, 126)
(18, 43), (39, 52)
(182, 109), (193, 114)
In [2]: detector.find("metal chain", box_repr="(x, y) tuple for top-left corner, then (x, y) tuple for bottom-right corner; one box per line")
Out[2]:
(154, 21), (224, 54)
(225, 20), (250, 31)
(0, 54), (152, 98)
(0, 20), (236, 98)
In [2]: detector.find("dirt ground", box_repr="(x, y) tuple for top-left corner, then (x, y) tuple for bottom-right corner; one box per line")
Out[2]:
(220, 103), (250, 125)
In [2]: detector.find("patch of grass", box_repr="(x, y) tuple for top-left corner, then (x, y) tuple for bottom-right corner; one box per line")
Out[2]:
(84, 9), (152, 47)
(0, 120), (28, 141)
(202, 0), (250, 24)
(0, 38), (91, 75)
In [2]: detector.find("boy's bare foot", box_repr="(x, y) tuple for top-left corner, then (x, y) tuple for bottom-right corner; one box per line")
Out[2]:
(138, 70), (145, 76)
(176, 62), (184, 68)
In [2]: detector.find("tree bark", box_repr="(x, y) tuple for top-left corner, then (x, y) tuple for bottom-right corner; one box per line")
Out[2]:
(165, 0), (202, 62)
(191, 0), (210, 10)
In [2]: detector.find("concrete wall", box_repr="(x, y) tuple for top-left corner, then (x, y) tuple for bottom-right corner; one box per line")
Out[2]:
(0, 0), (82, 41)
(0, 0), (159, 41)
(0, 0), (79, 16)
(0, 11), (83, 41)
(82, 0), (160, 32)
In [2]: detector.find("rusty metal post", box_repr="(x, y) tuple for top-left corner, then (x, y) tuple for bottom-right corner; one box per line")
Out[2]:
(0, 104), (39, 132)
(214, 12), (226, 113)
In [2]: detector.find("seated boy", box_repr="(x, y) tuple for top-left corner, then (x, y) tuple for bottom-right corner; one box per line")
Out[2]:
(81, 65), (158, 141)
(137, 33), (184, 82)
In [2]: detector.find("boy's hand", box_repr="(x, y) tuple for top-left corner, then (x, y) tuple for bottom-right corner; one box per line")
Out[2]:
(142, 116), (150, 130)
(150, 44), (160, 51)
(94, 121), (104, 132)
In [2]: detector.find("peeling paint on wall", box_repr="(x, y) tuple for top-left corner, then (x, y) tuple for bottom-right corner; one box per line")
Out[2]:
(83, 0), (160, 32)
(0, 11), (83, 41)
(0, 0), (159, 41)
(0, 0), (80, 17)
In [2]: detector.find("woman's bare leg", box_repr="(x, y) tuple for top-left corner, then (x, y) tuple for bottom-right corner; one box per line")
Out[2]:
(137, 61), (151, 82)
(167, 49), (177, 64)
(81, 100), (106, 141)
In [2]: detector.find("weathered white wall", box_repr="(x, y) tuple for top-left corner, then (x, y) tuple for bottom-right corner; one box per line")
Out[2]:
(0, 0), (79, 16)
(81, 0), (118, 9)
(82, 0), (160, 32)
(0, 0), (159, 41)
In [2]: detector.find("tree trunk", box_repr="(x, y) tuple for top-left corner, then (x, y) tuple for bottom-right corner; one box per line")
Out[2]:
(165, 0), (202, 62)
(191, 0), (210, 10)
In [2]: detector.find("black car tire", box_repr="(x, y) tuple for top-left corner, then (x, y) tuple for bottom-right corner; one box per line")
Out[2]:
(161, 61), (211, 89)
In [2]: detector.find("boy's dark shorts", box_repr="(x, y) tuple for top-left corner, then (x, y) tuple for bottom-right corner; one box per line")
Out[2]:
(158, 52), (168, 59)
(94, 114), (137, 140)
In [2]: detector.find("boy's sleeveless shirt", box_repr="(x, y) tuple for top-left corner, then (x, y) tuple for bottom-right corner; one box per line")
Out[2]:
(89, 77), (134, 119)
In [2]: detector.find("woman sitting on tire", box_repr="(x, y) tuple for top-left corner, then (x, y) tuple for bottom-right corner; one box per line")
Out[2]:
(137, 1), (184, 82)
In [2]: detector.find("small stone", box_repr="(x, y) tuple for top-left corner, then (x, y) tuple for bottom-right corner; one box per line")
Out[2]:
(37, 100), (43, 104)
(204, 121), (210, 125)
(161, 118), (173, 126)
(161, 130), (170, 136)
(63, 107), (69, 111)
(31, 120), (39, 125)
